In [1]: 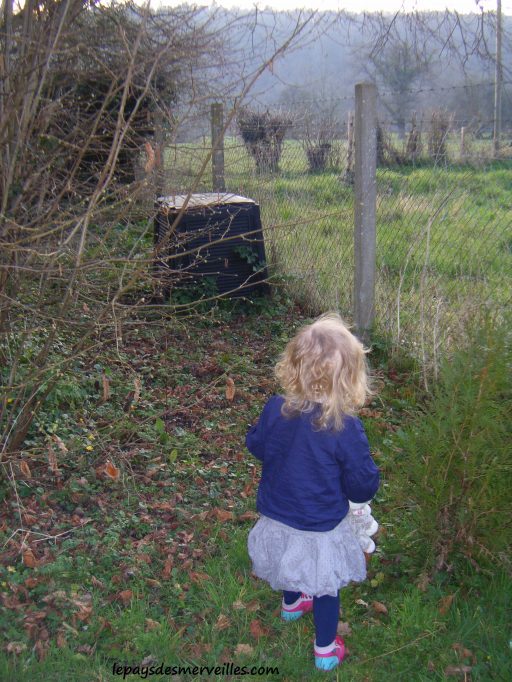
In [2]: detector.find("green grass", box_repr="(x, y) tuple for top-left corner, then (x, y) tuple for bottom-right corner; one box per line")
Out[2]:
(1, 305), (511, 680)
(162, 138), (512, 362)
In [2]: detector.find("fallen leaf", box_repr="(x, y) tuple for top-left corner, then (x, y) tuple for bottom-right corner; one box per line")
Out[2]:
(52, 434), (68, 454)
(141, 655), (158, 667)
(56, 630), (67, 648)
(144, 141), (156, 173)
(371, 601), (388, 615)
(104, 461), (120, 481)
(238, 511), (259, 522)
(249, 618), (270, 639)
(145, 579), (162, 589)
(19, 460), (32, 478)
(189, 571), (210, 584)
(232, 600), (245, 610)
(355, 598), (369, 608)
(214, 614), (231, 631)
(417, 572), (431, 592)
(73, 598), (93, 622)
(162, 557), (173, 579)
(47, 443), (61, 476)
(444, 665), (472, 676)
(452, 643), (476, 663)
(77, 644), (94, 656)
(439, 594), (455, 615)
(337, 621), (352, 636)
(225, 377), (235, 401)
(235, 643), (254, 656)
(211, 508), (234, 523)
(34, 639), (48, 661)
(90, 576), (104, 589)
(6, 642), (27, 655)
(23, 549), (38, 568)
(145, 619), (161, 631)
(116, 590), (133, 606)
(22, 512), (37, 525)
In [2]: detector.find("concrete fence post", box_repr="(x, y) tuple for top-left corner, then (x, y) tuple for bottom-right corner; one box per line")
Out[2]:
(211, 102), (225, 192)
(353, 82), (377, 341)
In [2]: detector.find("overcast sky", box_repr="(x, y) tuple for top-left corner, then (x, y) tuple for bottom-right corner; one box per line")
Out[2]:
(154, 0), (510, 14)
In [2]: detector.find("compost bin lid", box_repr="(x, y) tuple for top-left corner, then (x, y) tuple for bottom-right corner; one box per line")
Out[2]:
(156, 193), (256, 211)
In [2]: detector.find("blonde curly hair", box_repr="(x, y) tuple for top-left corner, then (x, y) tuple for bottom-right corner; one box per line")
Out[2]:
(274, 312), (371, 431)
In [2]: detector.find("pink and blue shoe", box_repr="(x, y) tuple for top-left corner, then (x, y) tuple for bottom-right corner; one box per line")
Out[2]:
(280, 593), (313, 621)
(314, 635), (346, 671)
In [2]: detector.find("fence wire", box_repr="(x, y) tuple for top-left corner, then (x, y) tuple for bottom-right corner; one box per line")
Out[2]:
(160, 88), (512, 368)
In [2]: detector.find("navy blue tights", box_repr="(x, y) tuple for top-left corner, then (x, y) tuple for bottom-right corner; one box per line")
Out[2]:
(283, 590), (339, 647)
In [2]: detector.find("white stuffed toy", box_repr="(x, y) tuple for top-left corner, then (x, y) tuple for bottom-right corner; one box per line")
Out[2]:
(348, 501), (379, 554)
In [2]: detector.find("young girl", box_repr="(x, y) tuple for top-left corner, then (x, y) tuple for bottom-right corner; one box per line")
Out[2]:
(246, 312), (380, 672)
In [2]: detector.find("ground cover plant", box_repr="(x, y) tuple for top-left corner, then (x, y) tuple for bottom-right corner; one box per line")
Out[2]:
(1, 299), (510, 681)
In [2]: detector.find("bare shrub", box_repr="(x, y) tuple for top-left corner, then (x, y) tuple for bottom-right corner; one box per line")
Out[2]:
(428, 110), (452, 163)
(237, 108), (291, 173)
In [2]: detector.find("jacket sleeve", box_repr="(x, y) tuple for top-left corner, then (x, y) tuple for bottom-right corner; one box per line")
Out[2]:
(245, 396), (276, 462)
(337, 418), (380, 503)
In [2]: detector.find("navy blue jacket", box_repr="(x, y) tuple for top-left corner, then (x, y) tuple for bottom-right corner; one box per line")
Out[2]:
(246, 395), (380, 531)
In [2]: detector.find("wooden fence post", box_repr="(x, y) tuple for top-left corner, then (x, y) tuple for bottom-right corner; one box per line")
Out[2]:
(211, 102), (225, 192)
(353, 82), (377, 341)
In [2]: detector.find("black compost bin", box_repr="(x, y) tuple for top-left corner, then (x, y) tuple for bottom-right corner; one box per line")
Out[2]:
(154, 193), (268, 298)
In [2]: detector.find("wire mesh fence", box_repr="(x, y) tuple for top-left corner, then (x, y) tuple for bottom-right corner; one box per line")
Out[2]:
(158, 84), (512, 369)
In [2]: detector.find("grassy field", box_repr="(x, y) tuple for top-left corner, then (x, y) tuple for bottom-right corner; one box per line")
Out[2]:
(164, 138), (512, 364)
(1, 302), (510, 681)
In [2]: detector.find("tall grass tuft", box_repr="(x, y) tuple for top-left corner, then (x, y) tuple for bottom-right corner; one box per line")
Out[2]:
(392, 314), (511, 574)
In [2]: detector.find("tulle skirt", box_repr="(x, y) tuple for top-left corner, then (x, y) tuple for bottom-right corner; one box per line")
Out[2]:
(248, 514), (367, 597)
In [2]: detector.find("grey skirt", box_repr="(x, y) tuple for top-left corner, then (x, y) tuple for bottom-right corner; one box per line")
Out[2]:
(248, 514), (366, 597)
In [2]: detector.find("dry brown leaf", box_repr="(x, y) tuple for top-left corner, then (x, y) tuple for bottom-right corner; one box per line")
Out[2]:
(225, 377), (235, 401)
(249, 618), (270, 639)
(101, 371), (110, 402)
(337, 621), (352, 636)
(47, 443), (61, 476)
(371, 600), (388, 615)
(417, 572), (431, 592)
(444, 665), (472, 676)
(144, 141), (156, 173)
(116, 590), (133, 606)
(19, 460), (32, 478)
(162, 557), (173, 579)
(52, 434), (68, 454)
(104, 460), (120, 481)
(189, 571), (210, 584)
(355, 598), (369, 608)
(145, 619), (161, 631)
(73, 599), (93, 622)
(23, 548), (38, 568)
(6, 641), (26, 655)
(214, 614), (231, 631)
(22, 512), (37, 525)
(439, 594), (455, 615)
(238, 511), (259, 522)
(90, 576), (104, 589)
(235, 643), (254, 656)
(56, 630), (67, 648)
(452, 643), (476, 663)
(211, 508), (234, 523)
